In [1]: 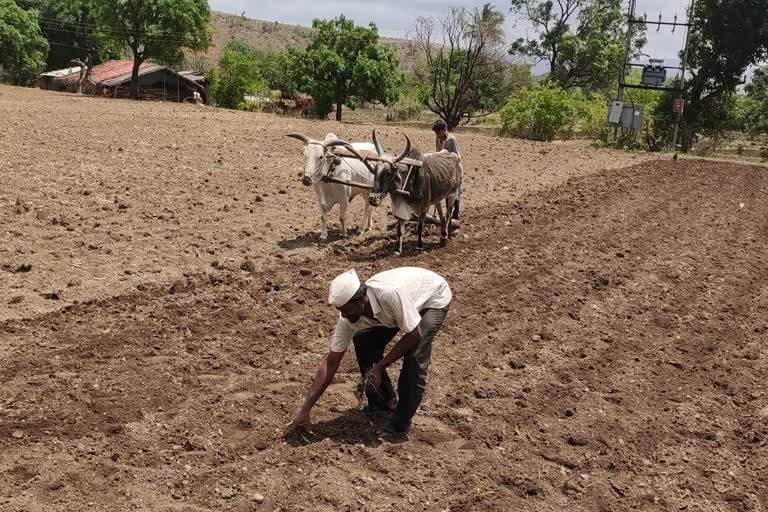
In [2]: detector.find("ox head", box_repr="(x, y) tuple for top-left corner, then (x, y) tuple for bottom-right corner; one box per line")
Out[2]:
(367, 129), (412, 207)
(286, 133), (374, 186)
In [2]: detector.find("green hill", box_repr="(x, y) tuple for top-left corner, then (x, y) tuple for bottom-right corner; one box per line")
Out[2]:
(208, 11), (413, 69)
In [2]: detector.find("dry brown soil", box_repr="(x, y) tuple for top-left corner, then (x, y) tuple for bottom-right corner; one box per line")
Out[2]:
(1, 86), (767, 512)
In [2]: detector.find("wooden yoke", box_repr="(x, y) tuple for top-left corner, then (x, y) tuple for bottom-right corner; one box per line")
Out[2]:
(329, 148), (421, 197)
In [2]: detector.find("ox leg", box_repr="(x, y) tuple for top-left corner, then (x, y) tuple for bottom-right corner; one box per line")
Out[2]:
(395, 220), (405, 256)
(435, 204), (448, 246)
(368, 203), (375, 231)
(442, 195), (457, 243)
(339, 200), (348, 238)
(360, 197), (372, 234)
(318, 203), (329, 241)
(417, 215), (425, 251)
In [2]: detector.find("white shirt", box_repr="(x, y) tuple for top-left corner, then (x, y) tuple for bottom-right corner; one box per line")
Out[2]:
(330, 267), (453, 352)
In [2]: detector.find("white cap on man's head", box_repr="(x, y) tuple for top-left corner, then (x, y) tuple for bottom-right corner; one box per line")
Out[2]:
(328, 270), (361, 307)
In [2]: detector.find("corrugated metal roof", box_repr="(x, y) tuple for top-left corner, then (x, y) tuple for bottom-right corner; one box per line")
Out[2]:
(98, 64), (164, 87)
(40, 66), (81, 78)
(97, 65), (205, 94)
(90, 60), (155, 84)
(56, 60), (156, 85)
(178, 71), (206, 82)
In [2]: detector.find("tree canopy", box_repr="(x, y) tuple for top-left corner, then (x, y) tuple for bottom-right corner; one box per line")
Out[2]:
(0, 0), (48, 85)
(742, 66), (768, 134)
(16, 0), (123, 70)
(292, 15), (403, 120)
(96, 0), (211, 99)
(411, 4), (511, 129)
(509, 0), (645, 93)
(223, 39), (299, 97)
(208, 47), (266, 110)
(676, 0), (768, 149)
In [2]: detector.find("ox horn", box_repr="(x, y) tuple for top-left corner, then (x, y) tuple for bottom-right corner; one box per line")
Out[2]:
(372, 129), (384, 156)
(326, 140), (375, 174)
(286, 133), (311, 144)
(394, 135), (412, 163)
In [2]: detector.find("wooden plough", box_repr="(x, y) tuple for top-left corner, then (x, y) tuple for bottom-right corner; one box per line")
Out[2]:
(320, 147), (422, 198)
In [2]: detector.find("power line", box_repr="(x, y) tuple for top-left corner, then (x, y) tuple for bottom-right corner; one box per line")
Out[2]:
(37, 15), (207, 39)
(47, 41), (99, 50)
(38, 23), (200, 46)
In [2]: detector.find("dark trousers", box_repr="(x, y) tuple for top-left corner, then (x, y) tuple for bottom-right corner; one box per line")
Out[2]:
(352, 307), (449, 429)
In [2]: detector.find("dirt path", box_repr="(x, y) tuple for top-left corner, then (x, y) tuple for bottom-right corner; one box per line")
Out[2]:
(2, 145), (767, 511)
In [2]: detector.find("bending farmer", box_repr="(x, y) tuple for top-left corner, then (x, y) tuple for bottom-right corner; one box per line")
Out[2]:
(287, 267), (452, 439)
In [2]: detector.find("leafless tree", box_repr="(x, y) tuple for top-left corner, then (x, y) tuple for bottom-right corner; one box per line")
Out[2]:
(70, 56), (93, 95)
(409, 4), (508, 130)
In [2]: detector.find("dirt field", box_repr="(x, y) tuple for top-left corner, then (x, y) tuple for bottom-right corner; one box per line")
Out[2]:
(2, 86), (767, 512)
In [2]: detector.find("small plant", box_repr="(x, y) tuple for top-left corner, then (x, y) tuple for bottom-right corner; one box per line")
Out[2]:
(760, 142), (768, 161)
(355, 368), (389, 410)
(475, 486), (498, 502)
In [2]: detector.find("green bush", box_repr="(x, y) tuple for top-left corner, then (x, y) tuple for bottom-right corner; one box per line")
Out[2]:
(575, 93), (610, 142)
(208, 49), (266, 110)
(500, 83), (580, 142)
(386, 98), (423, 122)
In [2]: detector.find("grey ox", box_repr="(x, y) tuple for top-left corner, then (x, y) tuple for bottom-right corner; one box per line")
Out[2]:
(364, 130), (462, 256)
(287, 133), (377, 240)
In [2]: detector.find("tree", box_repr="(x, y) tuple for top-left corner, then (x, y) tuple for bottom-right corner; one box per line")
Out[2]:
(670, 0), (768, 150)
(223, 40), (299, 96)
(208, 48), (266, 110)
(292, 15), (403, 121)
(0, 0), (48, 85)
(255, 50), (300, 97)
(742, 66), (768, 134)
(509, 0), (644, 93)
(71, 55), (93, 94)
(410, 4), (509, 129)
(17, 0), (123, 70)
(95, 0), (211, 99)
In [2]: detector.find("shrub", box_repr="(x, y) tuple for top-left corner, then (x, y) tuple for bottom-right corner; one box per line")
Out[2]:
(760, 142), (768, 161)
(386, 98), (423, 122)
(575, 93), (610, 142)
(208, 49), (266, 110)
(500, 83), (579, 142)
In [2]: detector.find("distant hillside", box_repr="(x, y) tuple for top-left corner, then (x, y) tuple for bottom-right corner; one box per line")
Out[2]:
(208, 11), (414, 70)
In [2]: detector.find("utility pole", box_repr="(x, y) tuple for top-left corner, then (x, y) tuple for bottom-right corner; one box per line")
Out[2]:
(616, 0), (637, 106)
(614, 0), (637, 143)
(671, 0), (695, 153)
(613, 0), (694, 148)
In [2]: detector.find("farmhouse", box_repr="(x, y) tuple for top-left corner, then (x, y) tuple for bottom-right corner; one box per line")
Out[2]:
(38, 60), (206, 102)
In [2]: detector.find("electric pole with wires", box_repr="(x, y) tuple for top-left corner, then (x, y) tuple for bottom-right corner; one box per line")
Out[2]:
(611, 0), (695, 151)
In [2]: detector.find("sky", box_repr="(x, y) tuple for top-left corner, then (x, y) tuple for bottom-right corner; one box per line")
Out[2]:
(209, 0), (692, 75)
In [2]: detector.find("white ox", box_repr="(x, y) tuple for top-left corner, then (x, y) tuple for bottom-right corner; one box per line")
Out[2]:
(287, 132), (377, 240)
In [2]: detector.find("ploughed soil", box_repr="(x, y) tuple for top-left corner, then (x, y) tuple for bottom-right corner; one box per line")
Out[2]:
(1, 86), (767, 511)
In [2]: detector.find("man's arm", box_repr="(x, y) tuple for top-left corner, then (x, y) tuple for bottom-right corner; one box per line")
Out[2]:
(370, 327), (421, 387)
(286, 350), (345, 433)
(444, 137), (460, 157)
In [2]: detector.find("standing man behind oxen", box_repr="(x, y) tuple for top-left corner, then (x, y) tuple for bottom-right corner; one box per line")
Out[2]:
(286, 267), (453, 439)
(432, 119), (463, 220)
